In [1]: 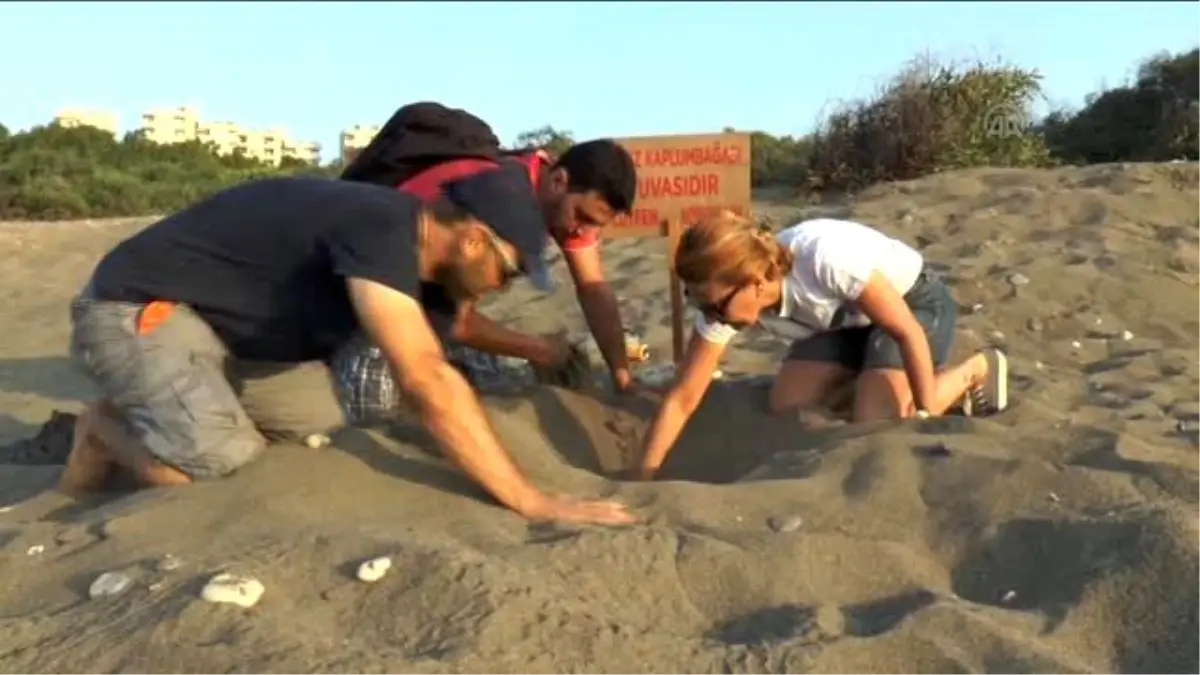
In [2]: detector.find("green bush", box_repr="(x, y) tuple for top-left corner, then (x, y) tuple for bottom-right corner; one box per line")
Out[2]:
(802, 55), (1054, 195)
(0, 123), (330, 220)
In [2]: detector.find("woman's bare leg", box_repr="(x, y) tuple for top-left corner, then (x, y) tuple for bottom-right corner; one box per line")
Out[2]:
(852, 351), (995, 422)
(770, 360), (858, 427)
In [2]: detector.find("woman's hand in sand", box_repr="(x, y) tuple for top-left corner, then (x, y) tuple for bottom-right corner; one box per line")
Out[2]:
(519, 494), (640, 526)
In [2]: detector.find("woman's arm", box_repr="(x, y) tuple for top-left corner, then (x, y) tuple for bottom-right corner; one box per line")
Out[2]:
(634, 332), (728, 479)
(853, 270), (938, 414)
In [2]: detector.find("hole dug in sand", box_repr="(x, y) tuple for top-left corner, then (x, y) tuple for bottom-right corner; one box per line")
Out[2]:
(486, 379), (825, 485)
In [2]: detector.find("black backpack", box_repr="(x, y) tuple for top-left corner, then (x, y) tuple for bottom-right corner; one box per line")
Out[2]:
(340, 102), (505, 188)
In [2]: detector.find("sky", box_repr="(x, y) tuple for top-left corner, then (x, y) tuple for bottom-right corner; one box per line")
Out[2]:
(3, 1), (1197, 162)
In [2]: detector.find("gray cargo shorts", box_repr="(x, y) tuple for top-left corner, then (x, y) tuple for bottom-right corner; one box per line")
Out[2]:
(69, 291), (345, 480)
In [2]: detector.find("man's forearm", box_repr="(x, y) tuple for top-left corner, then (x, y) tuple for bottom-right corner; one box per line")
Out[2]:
(576, 282), (630, 376)
(454, 309), (554, 363)
(402, 361), (546, 514)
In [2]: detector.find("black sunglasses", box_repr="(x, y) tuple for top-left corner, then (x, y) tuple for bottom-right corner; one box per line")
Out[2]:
(684, 285), (740, 322)
(483, 229), (523, 283)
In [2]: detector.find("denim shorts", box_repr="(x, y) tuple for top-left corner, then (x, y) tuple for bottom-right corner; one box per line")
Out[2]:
(785, 267), (957, 370)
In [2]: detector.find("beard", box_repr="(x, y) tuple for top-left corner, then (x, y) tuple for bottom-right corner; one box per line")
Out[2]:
(434, 257), (494, 301)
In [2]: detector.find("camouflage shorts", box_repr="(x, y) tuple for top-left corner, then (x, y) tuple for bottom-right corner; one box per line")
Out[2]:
(330, 333), (536, 426)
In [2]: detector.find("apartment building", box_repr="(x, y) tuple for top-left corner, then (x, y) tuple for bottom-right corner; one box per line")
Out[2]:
(339, 124), (380, 164)
(53, 108), (120, 137)
(141, 105), (200, 145)
(196, 120), (242, 156)
(282, 139), (321, 165)
(140, 106), (321, 166)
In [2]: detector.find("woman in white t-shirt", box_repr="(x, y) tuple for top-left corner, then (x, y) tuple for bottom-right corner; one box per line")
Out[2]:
(634, 211), (1008, 480)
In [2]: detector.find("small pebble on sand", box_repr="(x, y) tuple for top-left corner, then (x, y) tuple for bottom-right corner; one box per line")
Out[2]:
(1072, 340), (1082, 349)
(26, 545), (44, 556)
(89, 571), (133, 599)
(356, 556), (392, 583)
(1007, 273), (1030, 286)
(767, 515), (804, 533)
(156, 554), (182, 572)
(201, 573), (265, 608)
(304, 434), (330, 449)
(1001, 589), (1017, 604)
(970, 303), (984, 314)
(1120, 330), (1134, 341)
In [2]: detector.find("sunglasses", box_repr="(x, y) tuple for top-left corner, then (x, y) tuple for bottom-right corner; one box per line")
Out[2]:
(684, 285), (741, 323)
(484, 229), (524, 283)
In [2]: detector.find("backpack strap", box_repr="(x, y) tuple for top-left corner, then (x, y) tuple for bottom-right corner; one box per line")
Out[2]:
(497, 149), (551, 190)
(525, 149), (551, 185)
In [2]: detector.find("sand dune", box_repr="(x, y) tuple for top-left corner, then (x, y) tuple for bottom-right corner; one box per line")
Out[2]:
(0, 162), (1196, 673)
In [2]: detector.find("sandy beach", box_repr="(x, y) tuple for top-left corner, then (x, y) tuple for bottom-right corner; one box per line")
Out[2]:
(0, 162), (1196, 673)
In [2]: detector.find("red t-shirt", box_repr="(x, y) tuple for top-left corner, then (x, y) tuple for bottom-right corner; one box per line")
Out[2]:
(396, 152), (599, 252)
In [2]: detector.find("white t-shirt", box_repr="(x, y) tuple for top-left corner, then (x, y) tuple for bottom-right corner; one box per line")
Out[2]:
(694, 218), (925, 345)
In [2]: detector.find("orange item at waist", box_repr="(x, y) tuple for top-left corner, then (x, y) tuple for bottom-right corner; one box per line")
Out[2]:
(136, 300), (176, 336)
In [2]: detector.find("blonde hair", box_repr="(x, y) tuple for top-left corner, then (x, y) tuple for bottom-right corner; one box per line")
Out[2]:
(674, 211), (795, 286)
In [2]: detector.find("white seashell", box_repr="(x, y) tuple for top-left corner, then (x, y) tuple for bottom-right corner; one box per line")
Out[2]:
(89, 571), (133, 599)
(201, 573), (265, 608)
(356, 556), (392, 583)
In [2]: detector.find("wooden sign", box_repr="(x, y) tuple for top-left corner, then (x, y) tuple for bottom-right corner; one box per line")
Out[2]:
(607, 132), (752, 365)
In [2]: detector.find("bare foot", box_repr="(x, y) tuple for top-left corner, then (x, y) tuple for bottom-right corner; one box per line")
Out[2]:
(57, 408), (114, 495)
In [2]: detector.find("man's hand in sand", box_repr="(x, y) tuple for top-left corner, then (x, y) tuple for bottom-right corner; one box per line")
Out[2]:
(520, 494), (639, 526)
(612, 367), (637, 394)
(530, 332), (597, 391)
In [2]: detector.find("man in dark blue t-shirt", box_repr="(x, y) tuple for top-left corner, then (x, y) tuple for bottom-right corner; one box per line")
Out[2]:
(61, 164), (635, 527)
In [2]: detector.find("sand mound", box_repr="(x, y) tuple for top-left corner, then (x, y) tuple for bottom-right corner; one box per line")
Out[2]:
(0, 163), (1197, 673)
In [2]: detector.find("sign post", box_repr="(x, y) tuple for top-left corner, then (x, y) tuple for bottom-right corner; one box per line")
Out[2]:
(606, 132), (752, 365)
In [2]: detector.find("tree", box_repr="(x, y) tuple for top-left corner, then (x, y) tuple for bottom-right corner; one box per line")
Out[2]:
(513, 125), (575, 157)
(1043, 48), (1198, 163)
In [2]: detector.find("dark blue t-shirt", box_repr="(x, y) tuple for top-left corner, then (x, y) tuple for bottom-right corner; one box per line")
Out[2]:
(91, 176), (422, 362)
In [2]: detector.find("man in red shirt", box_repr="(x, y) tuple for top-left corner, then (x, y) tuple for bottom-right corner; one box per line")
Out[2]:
(334, 140), (640, 424)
